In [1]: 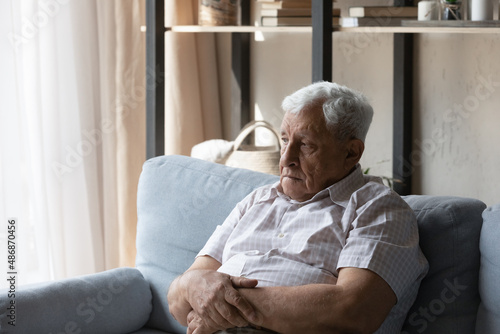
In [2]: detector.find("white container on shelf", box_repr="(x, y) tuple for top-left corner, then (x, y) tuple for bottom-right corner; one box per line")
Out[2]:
(418, 1), (439, 20)
(469, 0), (493, 20)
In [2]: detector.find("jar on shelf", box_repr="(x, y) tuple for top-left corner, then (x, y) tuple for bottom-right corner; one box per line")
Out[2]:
(469, 0), (494, 20)
(199, 0), (241, 26)
(441, 0), (463, 19)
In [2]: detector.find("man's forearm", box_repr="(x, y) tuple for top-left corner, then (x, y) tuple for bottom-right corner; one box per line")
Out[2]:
(238, 268), (396, 334)
(239, 284), (347, 334)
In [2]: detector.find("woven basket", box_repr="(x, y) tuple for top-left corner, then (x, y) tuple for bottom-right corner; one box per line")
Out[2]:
(224, 120), (281, 175)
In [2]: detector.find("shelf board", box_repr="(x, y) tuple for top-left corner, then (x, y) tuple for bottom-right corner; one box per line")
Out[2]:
(168, 21), (500, 34)
(338, 26), (500, 33)
(168, 25), (312, 33)
(337, 20), (500, 33)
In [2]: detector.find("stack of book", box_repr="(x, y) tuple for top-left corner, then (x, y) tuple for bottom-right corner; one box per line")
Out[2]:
(336, 0), (418, 27)
(256, 0), (341, 27)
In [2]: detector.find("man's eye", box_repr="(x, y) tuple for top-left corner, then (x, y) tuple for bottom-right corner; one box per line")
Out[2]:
(301, 142), (316, 151)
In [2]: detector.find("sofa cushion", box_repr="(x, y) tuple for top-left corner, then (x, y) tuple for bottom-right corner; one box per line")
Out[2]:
(401, 195), (486, 334)
(129, 328), (172, 334)
(0, 267), (151, 334)
(476, 203), (500, 334)
(135, 155), (279, 333)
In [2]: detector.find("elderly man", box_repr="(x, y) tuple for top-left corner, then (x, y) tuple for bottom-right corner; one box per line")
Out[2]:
(168, 82), (428, 334)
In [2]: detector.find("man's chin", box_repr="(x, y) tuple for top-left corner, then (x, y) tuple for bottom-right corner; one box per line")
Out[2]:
(281, 183), (307, 201)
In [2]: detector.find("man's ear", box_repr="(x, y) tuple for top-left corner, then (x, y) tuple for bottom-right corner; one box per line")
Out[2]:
(345, 139), (364, 170)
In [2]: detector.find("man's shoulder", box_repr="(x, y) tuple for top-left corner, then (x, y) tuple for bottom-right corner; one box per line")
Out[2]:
(239, 182), (279, 206)
(355, 176), (409, 209)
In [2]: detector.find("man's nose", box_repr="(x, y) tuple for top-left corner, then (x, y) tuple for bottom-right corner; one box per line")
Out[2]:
(280, 143), (299, 167)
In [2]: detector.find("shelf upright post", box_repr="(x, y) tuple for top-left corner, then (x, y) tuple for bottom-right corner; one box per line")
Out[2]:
(311, 0), (332, 82)
(232, 1), (251, 128)
(393, 32), (413, 195)
(146, 0), (165, 159)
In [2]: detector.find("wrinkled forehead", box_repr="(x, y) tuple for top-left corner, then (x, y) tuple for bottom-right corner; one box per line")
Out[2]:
(280, 108), (328, 136)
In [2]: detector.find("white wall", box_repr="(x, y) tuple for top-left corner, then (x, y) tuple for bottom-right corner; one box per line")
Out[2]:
(413, 33), (500, 206)
(248, 31), (500, 206)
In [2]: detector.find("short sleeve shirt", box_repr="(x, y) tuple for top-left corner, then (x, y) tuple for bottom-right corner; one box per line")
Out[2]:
(198, 164), (428, 333)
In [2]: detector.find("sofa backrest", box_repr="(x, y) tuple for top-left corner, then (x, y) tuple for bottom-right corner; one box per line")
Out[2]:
(136, 155), (278, 333)
(136, 155), (486, 334)
(401, 196), (485, 333)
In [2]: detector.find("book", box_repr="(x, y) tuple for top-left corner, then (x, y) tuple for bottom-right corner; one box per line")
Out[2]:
(336, 0), (414, 17)
(348, 6), (418, 18)
(336, 0), (414, 6)
(260, 8), (341, 17)
(261, 16), (340, 26)
(340, 16), (412, 27)
(261, 1), (313, 9)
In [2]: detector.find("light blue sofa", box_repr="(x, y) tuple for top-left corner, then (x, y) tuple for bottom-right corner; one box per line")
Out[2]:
(1, 155), (499, 334)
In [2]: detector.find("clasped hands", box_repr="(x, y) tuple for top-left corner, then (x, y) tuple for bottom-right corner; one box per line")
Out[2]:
(182, 270), (262, 334)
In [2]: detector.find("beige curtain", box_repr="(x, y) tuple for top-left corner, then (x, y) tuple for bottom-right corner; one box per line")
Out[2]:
(1, 0), (144, 284)
(97, 0), (146, 268)
(164, 0), (224, 155)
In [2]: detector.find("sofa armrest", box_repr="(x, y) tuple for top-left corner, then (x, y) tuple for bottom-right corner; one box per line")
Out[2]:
(476, 203), (500, 334)
(0, 267), (152, 334)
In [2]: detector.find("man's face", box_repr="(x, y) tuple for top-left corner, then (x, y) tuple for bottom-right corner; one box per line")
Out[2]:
(279, 107), (354, 202)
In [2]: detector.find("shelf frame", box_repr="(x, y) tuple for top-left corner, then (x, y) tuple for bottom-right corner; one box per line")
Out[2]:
(145, 0), (165, 159)
(232, 1), (252, 128)
(312, 0), (333, 82)
(393, 33), (414, 196)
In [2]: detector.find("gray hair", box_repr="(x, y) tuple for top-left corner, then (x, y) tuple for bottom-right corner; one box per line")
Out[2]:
(281, 81), (374, 142)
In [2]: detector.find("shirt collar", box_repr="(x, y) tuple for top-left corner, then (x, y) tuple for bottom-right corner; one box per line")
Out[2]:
(326, 164), (366, 208)
(265, 164), (366, 207)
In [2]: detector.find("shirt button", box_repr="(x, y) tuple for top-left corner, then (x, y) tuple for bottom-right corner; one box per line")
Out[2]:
(278, 233), (285, 238)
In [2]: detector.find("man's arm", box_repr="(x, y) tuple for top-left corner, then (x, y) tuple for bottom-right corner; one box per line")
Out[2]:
(239, 267), (396, 334)
(167, 256), (260, 330)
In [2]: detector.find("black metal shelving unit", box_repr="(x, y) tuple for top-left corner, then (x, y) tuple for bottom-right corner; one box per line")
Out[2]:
(146, 0), (414, 195)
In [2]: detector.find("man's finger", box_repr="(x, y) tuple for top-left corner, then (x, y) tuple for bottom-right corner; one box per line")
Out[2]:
(203, 306), (234, 329)
(213, 299), (249, 328)
(230, 275), (259, 288)
(224, 285), (259, 324)
(188, 311), (221, 334)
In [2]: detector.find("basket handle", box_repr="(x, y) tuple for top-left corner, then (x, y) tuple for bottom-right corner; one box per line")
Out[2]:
(233, 120), (281, 151)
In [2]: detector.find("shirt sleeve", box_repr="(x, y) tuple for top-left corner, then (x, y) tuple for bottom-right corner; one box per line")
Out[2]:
(196, 204), (242, 263)
(196, 185), (270, 263)
(336, 184), (428, 301)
